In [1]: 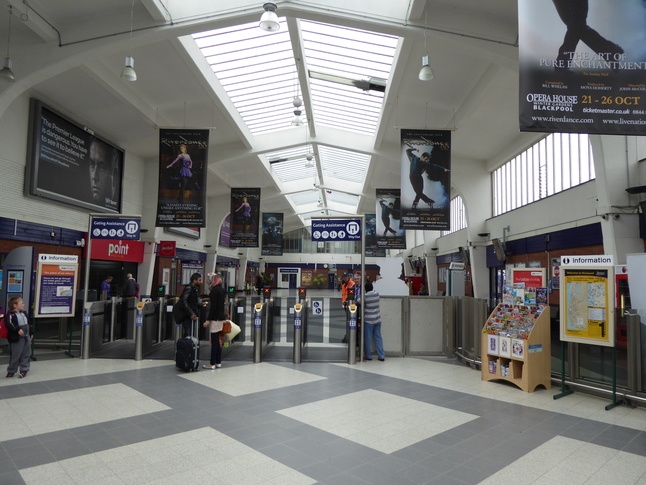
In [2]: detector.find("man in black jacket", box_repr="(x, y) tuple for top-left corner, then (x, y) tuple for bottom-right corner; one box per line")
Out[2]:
(179, 273), (202, 337)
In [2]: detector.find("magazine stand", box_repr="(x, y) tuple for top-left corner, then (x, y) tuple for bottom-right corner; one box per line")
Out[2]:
(481, 303), (551, 392)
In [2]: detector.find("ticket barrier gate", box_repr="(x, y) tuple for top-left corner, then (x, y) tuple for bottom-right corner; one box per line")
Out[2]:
(253, 302), (264, 363)
(347, 303), (357, 365)
(293, 303), (303, 364)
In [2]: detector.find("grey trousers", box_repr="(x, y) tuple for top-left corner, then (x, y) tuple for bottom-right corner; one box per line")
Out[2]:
(7, 337), (30, 373)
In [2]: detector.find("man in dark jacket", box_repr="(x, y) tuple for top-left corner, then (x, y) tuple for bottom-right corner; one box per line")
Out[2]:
(180, 272), (202, 337)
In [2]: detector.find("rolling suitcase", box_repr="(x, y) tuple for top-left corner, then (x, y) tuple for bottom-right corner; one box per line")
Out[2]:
(176, 320), (200, 372)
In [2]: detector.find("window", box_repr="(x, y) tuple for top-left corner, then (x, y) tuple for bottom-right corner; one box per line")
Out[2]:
(441, 196), (467, 235)
(493, 133), (595, 216)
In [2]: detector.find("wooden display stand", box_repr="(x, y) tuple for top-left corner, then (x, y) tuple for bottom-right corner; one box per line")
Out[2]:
(481, 303), (551, 392)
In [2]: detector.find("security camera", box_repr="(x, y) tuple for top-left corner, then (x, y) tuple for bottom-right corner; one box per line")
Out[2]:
(601, 214), (608, 220)
(430, 247), (438, 251)
(614, 214), (620, 220)
(477, 233), (489, 238)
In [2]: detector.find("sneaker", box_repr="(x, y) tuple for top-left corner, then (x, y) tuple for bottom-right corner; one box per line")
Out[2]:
(6, 372), (14, 378)
(378, 358), (385, 362)
(202, 364), (216, 370)
(215, 364), (222, 368)
(19, 371), (28, 378)
(363, 358), (373, 361)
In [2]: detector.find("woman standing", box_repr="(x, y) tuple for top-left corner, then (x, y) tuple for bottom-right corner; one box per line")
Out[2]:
(203, 273), (227, 369)
(235, 196), (252, 233)
(166, 143), (193, 203)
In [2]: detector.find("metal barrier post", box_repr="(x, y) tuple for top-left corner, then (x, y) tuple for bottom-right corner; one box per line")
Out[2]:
(157, 296), (165, 343)
(80, 306), (91, 359)
(134, 302), (144, 361)
(109, 297), (119, 342)
(253, 302), (264, 363)
(293, 303), (303, 364)
(348, 303), (357, 364)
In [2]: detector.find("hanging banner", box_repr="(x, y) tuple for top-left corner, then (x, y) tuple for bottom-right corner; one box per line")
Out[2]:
(375, 189), (406, 250)
(230, 188), (261, 247)
(155, 129), (209, 227)
(559, 255), (615, 347)
(400, 129), (451, 230)
(34, 254), (79, 318)
(519, 0), (646, 135)
(261, 213), (284, 256)
(364, 214), (386, 257)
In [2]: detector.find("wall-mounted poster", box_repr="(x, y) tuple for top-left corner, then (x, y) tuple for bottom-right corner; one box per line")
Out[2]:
(156, 129), (209, 227)
(25, 99), (124, 214)
(519, 0), (646, 135)
(230, 188), (261, 247)
(400, 129), (451, 230)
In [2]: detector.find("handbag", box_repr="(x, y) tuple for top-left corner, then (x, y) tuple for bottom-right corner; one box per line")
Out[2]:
(222, 320), (232, 334)
(226, 321), (241, 340)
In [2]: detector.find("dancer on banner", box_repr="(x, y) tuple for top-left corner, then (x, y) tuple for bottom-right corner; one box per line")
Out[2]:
(405, 146), (449, 209)
(379, 199), (398, 236)
(552, 0), (623, 67)
(235, 196), (253, 233)
(166, 144), (193, 204)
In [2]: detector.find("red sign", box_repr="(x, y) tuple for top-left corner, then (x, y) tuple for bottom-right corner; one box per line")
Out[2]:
(86, 239), (145, 263)
(159, 240), (176, 257)
(512, 269), (545, 288)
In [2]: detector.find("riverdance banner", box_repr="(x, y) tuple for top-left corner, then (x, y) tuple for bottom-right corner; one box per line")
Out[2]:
(155, 129), (209, 227)
(230, 188), (261, 247)
(399, 129), (451, 230)
(261, 213), (284, 256)
(375, 189), (406, 249)
(364, 214), (386, 257)
(519, 0), (646, 135)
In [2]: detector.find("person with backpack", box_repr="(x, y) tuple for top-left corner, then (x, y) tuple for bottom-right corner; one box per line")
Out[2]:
(5, 297), (33, 378)
(179, 273), (202, 338)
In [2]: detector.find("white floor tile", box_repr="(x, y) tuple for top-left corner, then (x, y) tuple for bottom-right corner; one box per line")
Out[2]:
(0, 383), (169, 441)
(179, 362), (326, 396)
(20, 427), (314, 485)
(277, 388), (478, 453)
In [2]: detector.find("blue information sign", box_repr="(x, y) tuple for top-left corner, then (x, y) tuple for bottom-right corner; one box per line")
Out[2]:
(136, 314), (143, 327)
(254, 315), (262, 328)
(295, 316), (302, 329)
(91, 218), (140, 240)
(311, 219), (361, 242)
(349, 316), (357, 330)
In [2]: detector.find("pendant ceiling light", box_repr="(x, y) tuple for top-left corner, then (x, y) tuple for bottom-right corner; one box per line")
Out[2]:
(259, 3), (280, 32)
(418, 10), (434, 81)
(121, 0), (137, 81)
(0, 6), (15, 82)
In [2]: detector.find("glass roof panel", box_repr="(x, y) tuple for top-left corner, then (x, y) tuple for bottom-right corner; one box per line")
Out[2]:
(319, 146), (370, 185)
(192, 18), (302, 136)
(301, 20), (398, 136)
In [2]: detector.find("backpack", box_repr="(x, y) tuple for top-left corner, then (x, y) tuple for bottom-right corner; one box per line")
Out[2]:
(0, 313), (8, 339)
(172, 300), (187, 323)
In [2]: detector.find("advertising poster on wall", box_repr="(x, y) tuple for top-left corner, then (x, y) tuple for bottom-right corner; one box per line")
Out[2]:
(230, 188), (261, 247)
(375, 189), (406, 249)
(519, 0), (646, 135)
(400, 129), (451, 230)
(26, 99), (124, 214)
(559, 255), (615, 346)
(364, 214), (386, 257)
(34, 254), (79, 318)
(156, 128), (209, 227)
(261, 213), (284, 256)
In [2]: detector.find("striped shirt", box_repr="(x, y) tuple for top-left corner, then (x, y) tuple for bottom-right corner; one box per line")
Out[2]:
(362, 290), (382, 325)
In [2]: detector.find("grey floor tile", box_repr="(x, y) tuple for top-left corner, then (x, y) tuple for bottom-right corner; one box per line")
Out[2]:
(443, 464), (490, 485)
(0, 470), (26, 485)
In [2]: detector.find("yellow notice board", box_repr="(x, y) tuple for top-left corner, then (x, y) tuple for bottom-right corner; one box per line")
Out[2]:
(559, 255), (614, 347)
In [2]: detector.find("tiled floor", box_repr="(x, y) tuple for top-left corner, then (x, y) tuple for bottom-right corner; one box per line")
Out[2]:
(1, 354), (646, 484)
